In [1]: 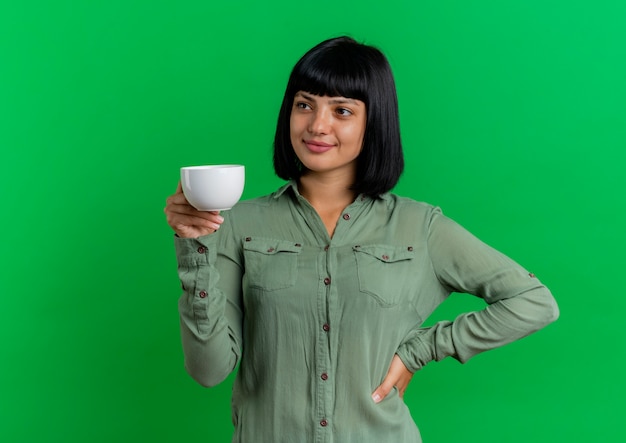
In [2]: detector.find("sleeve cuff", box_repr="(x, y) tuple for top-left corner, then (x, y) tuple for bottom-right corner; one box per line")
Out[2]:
(174, 233), (219, 263)
(396, 330), (437, 373)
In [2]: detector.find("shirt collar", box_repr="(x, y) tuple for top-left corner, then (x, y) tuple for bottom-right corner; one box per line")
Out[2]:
(273, 180), (379, 207)
(273, 180), (299, 199)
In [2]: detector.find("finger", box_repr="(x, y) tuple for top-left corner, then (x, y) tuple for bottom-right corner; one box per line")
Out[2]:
(371, 382), (393, 404)
(175, 181), (183, 193)
(372, 355), (413, 403)
(372, 370), (397, 403)
(168, 217), (220, 238)
(172, 206), (224, 223)
(165, 194), (217, 217)
(168, 212), (223, 231)
(165, 212), (224, 238)
(165, 192), (188, 208)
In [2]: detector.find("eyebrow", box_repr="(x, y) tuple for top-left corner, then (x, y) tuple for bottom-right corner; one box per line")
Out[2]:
(296, 92), (361, 106)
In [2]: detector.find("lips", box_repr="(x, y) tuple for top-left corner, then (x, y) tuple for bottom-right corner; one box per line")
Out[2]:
(304, 140), (335, 153)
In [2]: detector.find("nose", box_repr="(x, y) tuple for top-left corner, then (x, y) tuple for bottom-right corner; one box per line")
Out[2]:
(308, 108), (331, 135)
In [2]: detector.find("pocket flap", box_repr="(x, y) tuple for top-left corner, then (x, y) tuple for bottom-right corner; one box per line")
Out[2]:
(243, 237), (303, 255)
(352, 244), (415, 263)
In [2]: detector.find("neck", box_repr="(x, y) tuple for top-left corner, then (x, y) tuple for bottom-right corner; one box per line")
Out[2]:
(297, 172), (357, 210)
(297, 173), (357, 238)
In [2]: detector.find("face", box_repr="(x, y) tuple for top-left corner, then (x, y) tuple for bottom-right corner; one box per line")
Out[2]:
(290, 91), (366, 179)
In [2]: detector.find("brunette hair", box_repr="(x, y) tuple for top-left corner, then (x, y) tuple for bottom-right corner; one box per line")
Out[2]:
(273, 36), (404, 197)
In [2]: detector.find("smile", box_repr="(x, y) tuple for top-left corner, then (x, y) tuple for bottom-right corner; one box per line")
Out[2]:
(304, 140), (335, 153)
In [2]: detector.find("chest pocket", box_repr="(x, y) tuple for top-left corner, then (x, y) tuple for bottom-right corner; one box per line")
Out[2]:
(353, 244), (417, 306)
(243, 237), (303, 291)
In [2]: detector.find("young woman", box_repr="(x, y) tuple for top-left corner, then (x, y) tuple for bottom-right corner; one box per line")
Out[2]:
(164, 36), (559, 442)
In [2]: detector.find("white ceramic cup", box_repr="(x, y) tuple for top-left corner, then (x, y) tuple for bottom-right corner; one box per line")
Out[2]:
(180, 165), (245, 211)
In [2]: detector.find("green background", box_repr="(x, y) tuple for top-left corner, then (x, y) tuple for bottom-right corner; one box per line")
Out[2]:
(1, 0), (625, 442)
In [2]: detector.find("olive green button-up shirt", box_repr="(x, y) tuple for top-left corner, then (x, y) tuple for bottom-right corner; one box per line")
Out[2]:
(175, 182), (558, 443)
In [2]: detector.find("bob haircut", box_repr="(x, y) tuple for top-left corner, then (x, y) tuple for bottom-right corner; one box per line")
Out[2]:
(273, 36), (404, 198)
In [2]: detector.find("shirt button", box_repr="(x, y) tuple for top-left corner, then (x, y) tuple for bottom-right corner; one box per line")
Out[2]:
(529, 272), (536, 278)
(321, 372), (328, 381)
(199, 290), (207, 298)
(322, 324), (330, 332)
(245, 237), (252, 242)
(197, 246), (207, 254)
(320, 419), (328, 427)
(324, 245), (330, 251)
(342, 213), (351, 220)
(407, 246), (414, 251)
(324, 277), (331, 285)
(382, 254), (389, 260)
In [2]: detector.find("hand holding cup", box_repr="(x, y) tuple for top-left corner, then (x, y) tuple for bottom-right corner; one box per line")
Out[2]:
(164, 165), (245, 238)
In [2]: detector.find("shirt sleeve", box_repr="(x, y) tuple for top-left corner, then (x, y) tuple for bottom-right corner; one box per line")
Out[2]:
(395, 207), (559, 373)
(175, 214), (243, 387)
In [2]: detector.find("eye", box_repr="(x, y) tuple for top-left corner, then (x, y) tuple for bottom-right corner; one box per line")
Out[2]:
(336, 107), (353, 117)
(295, 101), (312, 110)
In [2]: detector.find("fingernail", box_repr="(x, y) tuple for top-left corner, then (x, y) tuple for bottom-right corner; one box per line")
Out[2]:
(216, 215), (224, 223)
(372, 393), (381, 403)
